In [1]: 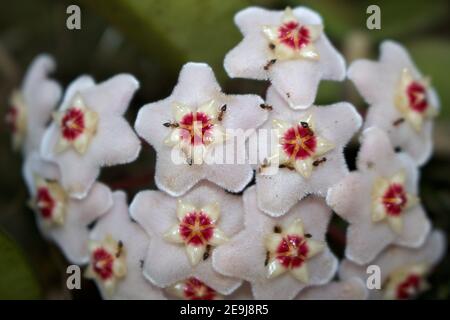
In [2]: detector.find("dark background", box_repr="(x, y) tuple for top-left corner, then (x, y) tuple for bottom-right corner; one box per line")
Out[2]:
(0, 0), (448, 299)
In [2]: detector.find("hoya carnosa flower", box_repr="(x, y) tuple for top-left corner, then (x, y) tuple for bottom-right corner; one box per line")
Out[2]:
(135, 62), (267, 196)
(6, 54), (61, 153)
(23, 152), (113, 264)
(295, 278), (368, 300)
(340, 230), (446, 300)
(86, 191), (165, 299)
(166, 277), (223, 300)
(224, 6), (345, 109)
(40, 74), (141, 199)
(129, 183), (244, 295)
(212, 186), (337, 300)
(348, 40), (440, 166)
(256, 86), (362, 216)
(327, 127), (431, 265)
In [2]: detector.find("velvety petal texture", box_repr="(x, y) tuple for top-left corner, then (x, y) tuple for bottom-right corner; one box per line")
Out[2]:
(130, 182), (244, 295)
(256, 86), (362, 216)
(225, 7), (345, 109)
(296, 278), (368, 300)
(87, 191), (166, 299)
(348, 40), (439, 166)
(339, 230), (446, 299)
(213, 186), (337, 300)
(23, 152), (113, 264)
(135, 62), (267, 197)
(7, 54), (62, 154)
(40, 74), (141, 199)
(327, 127), (431, 265)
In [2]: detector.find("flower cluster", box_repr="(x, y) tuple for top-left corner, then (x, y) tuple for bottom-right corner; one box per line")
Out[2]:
(8, 6), (445, 300)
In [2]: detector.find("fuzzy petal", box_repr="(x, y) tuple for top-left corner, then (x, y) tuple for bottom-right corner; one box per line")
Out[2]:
(130, 182), (244, 293)
(213, 187), (337, 300)
(89, 191), (165, 299)
(40, 75), (141, 199)
(296, 278), (368, 300)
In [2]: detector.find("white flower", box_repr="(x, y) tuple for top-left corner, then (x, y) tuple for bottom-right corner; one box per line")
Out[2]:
(256, 86), (362, 216)
(40, 74), (141, 199)
(86, 191), (166, 299)
(6, 54), (61, 153)
(23, 152), (113, 264)
(348, 40), (440, 166)
(224, 7), (345, 109)
(212, 186), (337, 299)
(327, 127), (431, 265)
(340, 230), (446, 299)
(129, 182), (244, 295)
(135, 62), (267, 196)
(295, 278), (368, 300)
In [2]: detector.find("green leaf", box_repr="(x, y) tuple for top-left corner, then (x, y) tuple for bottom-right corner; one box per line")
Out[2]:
(83, 0), (277, 80)
(0, 229), (41, 299)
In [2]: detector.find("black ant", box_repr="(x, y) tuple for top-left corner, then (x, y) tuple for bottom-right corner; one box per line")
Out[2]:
(393, 118), (405, 127)
(116, 240), (124, 258)
(263, 59), (277, 70)
(264, 251), (270, 266)
(163, 121), (179, 128)
(203, 245), (212, 261)
(218, 104), (227, 121)
(313, 157), (327, 167)
(259, 103), (273, 111)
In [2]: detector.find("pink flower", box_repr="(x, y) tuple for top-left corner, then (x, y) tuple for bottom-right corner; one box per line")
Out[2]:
(327, 127), (431, 265)
(129, 182), (244, 295)
(135, 62), (267, 196)
(6, 54), (61, 153)
(256, 86), (362, 216)
(340, 230), (446, 299)
(23, 152), (113, 264)
(86, 191), (165, 299)
(348, 41), (440, 166)
(212, 186), (337, 299)
(40, 74), (141, 199)
(224, 7), (345, 109)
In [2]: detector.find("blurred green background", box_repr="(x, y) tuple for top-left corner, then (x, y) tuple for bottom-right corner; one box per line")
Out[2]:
(0, 0), (448, 299)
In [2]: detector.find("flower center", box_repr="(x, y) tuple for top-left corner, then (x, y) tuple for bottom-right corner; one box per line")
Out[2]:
(396, 274), (422, 300)
(382, 183), (407, 216)
(61, 108), (85, 141)
(278, 21), (310, 50)
(282, 124), (317, 160)
(406, 81), (428, 113)
(276, 235), (309, 269)
(36, 187), (55, 219)
(179, 211), (214, 246)
(92, 248), (115, 281)
(184, 277), (217, 300)
(179, 112), (214, 145)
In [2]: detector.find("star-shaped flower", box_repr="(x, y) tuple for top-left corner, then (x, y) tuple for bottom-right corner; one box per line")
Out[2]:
(326, 127), (431, 265)
(129, 182), (244, 295)
(23, 152), (113, 264)
(295, 278), (368, 300)
(212, 186), (337, 300)
(86, 191), (166, 299)
(224, 6), (345, 109)
(348, 41), (440, 166)
(166, 277), (223, 300)
(256, 86), (362, 216)
(40, 74), (141, 199)
(6, 54), (61, 153)
(135, 62), (267, 196)
(339, 230), (446, 299)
